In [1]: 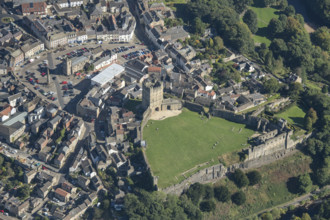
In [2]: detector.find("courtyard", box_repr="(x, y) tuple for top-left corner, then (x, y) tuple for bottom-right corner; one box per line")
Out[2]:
(144, 108), (255, 188)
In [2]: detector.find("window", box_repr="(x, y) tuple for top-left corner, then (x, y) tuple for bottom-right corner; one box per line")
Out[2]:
(30, 2), (33, 8)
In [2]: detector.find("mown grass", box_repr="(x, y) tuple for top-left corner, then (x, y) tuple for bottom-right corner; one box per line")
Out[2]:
(144, 108), (255, 188)
(249, 6), (280, 46)
(206, 152), (312, 220)
(275, 105), (306, 127)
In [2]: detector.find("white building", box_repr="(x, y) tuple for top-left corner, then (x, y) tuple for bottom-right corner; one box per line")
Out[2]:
(91, 63), (125, 87)
(94, 54), (117, 71)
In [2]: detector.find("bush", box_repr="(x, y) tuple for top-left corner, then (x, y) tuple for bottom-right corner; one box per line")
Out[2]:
(247, 170), (262, 185)
(232, 169), (249, 188)
(214, 185), (230, 202)
(231, 191), (246, 205)
(199, 200), (216, 212)
(185, 183), (205, 205)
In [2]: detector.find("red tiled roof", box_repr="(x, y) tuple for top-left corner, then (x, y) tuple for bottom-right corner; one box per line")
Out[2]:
(55, 188), (69, 197)
(0, 104), (12, 117)
(148, 66), (161, 73)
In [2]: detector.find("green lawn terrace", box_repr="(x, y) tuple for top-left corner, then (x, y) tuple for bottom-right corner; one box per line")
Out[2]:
(275, 105), (306, 128)
(144, 108), (255, 188)
(249, 6), (280, 46)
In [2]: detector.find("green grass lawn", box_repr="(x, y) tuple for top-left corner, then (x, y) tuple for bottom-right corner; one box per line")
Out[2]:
(144, 108), (255, 188)
(207, 152), (313, 220)
(249, 6), (280, 46)
(275, 105), (306, 127)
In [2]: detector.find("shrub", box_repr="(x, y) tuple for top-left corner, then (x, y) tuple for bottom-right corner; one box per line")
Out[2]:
(232, 169), (249, 188)
(214, 185), (230, 202)
(231, 191), (246, 205)
(199, 200), (216, 212)
(247, 170), (262, 185)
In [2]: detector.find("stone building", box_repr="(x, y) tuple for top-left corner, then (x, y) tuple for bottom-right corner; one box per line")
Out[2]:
(142, 79), (163, 111)
(63, 56), (89, 75)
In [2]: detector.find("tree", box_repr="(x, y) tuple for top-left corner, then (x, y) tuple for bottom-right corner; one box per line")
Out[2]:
(263, 78), (280, 94)
(233, 0), (253, 14)
(268, 18), (285, 37)
(304, 108), (318, 129)
(231, 191), (246, 205)
(232, 169), (249, 188)
(102, 199), (110, 209)
(322, 85), (328, 94)
(288, 82), (303, 101)
(284, 5), (295, 16)
(199, 200), (216, 212)
(214, 185), (230, 202)
(261, 212), (273, 220)
(243, 9), (258, 34)
(301, 213), (312, 220)
(305, 116), (313, 131)
(247, 170), (262, 185)
(185, 183), (205, 205)
(0, 155), (3, 166)
(214, 36), (224, 50)
(297, 173), (313, 194)
(17, 185), (30, 200)
(192, 17), (205, 35)
(203, 185), (214, 199)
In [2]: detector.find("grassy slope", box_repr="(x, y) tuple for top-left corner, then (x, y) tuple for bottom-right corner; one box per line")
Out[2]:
(275, 105), (306, 127)
(250, 6), (279, 45)
(144, 108), (254, 188)
(206, 152), (312, 220)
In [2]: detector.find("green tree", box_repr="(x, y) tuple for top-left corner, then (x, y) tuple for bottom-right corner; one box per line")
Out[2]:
(261, 212), (273, 220)
(186, 183), (205, 204)
(192, 17), (205, 35)
(214, 185), (230, 202)
(322, 85), (328, 94)
(243, 9), (258, 34)
(268, 18), (285, 37)
(232, 169), (249, 188)
(305, 116), (313, 131)
(233, 0), (253, 14)
(247, 170), (262, 185)
(264, 78), (280, 94)
(203, 185), (214, 199)
(305, 108), (318, 126)
(231, 191), (246, 205)
(297, 173), (313, 194)
(301, 213), (312, 220)
(214, 36), (224, 50)
(17, 185), (30, 200)
(0, 155), (3, 166)
(199, 200), (216, 212)
(284, 5), (295, 16)
(288, 82), (303, 101)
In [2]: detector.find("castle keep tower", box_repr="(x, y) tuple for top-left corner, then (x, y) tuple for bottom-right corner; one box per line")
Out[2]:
(142, 80), (163, 111)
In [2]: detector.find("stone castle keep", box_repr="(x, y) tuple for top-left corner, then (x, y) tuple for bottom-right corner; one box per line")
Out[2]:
(142, 79), (182, 113)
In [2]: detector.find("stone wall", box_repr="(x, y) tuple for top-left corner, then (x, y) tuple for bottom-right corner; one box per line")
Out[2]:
(211, 108), (269, 132)
(162, 147), (298, 195)
(183, 101), (204, 113)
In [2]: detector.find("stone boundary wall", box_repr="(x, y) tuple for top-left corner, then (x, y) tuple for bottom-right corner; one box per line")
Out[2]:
(183, 101), (204, 113)
(212, 108), (269, 132)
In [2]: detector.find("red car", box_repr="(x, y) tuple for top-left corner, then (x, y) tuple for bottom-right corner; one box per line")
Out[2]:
(62, 81), (68, 84)
(41, 72), (46, 76)
(51, 97), (55, 101)
(42, 166), (48, 170)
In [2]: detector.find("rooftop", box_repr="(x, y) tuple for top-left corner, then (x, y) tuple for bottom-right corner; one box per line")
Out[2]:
(91, 63), (125, 87)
